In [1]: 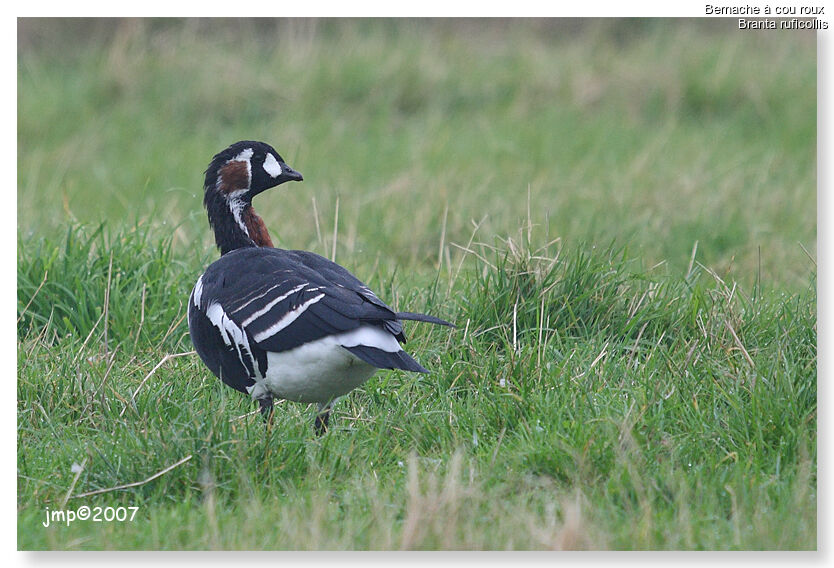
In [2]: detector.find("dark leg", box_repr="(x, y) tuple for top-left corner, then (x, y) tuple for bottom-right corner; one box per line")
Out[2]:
(259, 397), (274, 421)
(314, 402), (331, 436)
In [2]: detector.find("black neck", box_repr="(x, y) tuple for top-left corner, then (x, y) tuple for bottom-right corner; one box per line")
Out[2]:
(204, 189), (256, 255)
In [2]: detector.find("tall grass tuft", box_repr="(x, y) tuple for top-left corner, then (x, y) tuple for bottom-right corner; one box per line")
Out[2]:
(17, 223), (202, 352)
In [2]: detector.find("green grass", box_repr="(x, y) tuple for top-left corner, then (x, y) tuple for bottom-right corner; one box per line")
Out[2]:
(17, 19), (816, 550)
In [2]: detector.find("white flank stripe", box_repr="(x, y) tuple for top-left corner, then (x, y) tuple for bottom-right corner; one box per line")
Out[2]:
(205, 302), (262, 379)
(240, 283), (309, 327)
(206, 303), (252, 353)
(231, 281), (288, 314)
(335, 325), (402, 353)
(252, 293), (326, 342)
(192, 275), (204, 307)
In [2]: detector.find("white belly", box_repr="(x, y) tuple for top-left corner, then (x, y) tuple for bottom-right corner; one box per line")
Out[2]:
(250, 336), (378, 403)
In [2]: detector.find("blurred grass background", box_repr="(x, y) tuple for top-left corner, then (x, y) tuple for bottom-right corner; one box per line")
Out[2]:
(17, 18), (816, 289)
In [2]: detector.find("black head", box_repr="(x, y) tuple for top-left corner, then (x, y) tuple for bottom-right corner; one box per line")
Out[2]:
(204, 140), (303, 200)
(202, 141), (303, 254)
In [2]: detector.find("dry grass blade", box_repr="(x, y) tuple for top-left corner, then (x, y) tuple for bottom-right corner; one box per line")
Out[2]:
(69, 311), (106, 368)
(17, 269), (48, 324)
(103, 249), (114, 356)
(229, 400), (285, 422)
(438, 202), (449, 270)
(132, 282), (147, 352)
(331, 194), (339, 262)
(686, 240), (699, 279)
(80, 348), (120, 418)
(60, 456), (88, 508)
(311, 196), (322, 247)
(69, 454), (192, 500)
(120, 351), (195, 417)
(724, 318), (757, 389)
(798, 241), (816, 267)
(449, 215), (488, 291)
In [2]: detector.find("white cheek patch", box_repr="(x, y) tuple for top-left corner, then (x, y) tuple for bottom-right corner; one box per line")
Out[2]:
(263, 153), (283, 178)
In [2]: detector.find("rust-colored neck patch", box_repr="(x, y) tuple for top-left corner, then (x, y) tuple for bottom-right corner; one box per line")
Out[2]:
(242, 206), (274, 247)
(218, 161), (250, 193)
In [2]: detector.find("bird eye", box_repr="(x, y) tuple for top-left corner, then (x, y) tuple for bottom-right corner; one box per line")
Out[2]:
(262, 153), (283, 178)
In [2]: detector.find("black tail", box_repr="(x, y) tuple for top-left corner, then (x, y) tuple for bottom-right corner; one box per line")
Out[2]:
(344, 345), (430, 373)
(396, 312), (456, 327)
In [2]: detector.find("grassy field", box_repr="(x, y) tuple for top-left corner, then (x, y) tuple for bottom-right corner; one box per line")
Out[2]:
(17, 19), (816, 550)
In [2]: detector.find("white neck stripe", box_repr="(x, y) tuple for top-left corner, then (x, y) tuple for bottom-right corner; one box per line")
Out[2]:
(232, 148), (254, 162)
